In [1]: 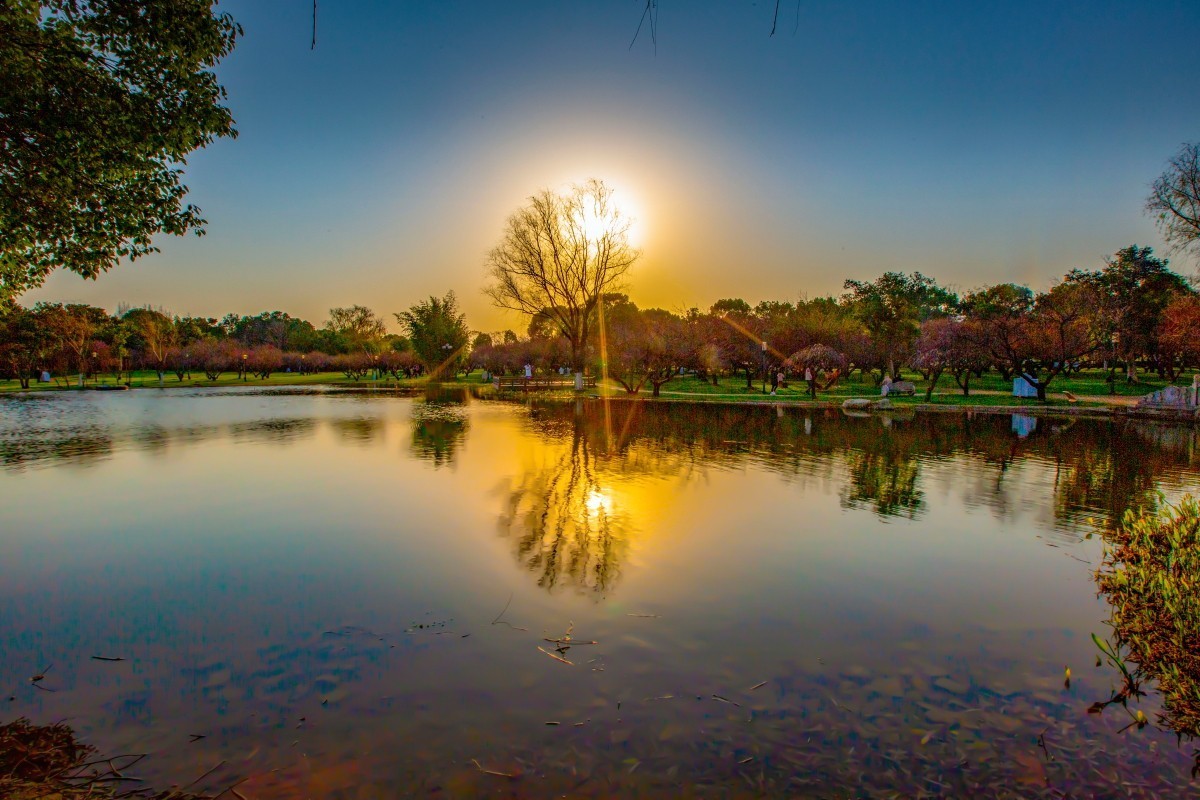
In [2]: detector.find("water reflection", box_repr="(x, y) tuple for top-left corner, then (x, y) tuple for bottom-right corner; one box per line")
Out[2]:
(841, 445), (923, 517)
(229, 417), (317, 445)
(331, 416), (384, 445)
(512, 400), (1198, 531)
(3, 392), (1200, 795)
(409, 396), (469, 468)
(496, 424), (630, 594)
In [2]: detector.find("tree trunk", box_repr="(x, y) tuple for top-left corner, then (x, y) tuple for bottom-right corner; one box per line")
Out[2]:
(924, 368), (942, 402)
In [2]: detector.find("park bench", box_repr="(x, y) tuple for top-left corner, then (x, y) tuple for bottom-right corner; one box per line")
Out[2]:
(493, 375), (597, 391)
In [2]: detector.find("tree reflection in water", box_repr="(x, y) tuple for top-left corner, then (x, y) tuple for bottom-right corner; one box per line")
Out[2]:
(497, 423), (629, 594)
(494, 400), (1200, 594)
(408, 393), (469, 469)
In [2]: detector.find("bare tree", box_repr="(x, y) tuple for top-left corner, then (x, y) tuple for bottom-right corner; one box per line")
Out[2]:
(485, 179), (640, 375)
(1148, 142), (1200, 258)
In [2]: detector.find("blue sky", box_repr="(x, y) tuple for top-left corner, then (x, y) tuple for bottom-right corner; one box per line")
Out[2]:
(27, 0), (1200, 331)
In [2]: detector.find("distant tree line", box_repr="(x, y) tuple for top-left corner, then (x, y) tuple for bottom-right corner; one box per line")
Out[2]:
(474, 245), (1199, 401)
(3, 247), (1198, 398)
(0, 292), (471, 388)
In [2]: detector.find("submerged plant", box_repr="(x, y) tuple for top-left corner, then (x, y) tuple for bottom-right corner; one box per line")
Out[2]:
(1095, 494), (1200, 737)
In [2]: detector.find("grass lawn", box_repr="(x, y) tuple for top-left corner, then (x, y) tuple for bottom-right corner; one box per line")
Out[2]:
(3, 367), (1194, 411)
(0, 370), (439, 393)
(599, 368), (1195, 409)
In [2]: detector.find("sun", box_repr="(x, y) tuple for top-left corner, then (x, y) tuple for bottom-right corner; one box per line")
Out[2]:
(574, 179), (646, 250)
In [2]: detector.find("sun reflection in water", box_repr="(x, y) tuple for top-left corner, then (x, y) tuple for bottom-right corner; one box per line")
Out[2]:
(585, 488), (613, 516)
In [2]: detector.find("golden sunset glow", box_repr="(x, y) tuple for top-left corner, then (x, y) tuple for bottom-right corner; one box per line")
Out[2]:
(585, 487), (613, 516)
(574, 178), (646, 250)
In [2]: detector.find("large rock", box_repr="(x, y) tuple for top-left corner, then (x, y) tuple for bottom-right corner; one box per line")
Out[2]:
(842, 398), (872, 410)
(1137, 385), (1200, 410)
(890, 380), (916, 396)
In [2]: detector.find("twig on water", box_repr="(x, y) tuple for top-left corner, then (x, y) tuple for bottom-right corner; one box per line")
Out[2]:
(212, 775), (251, 798)
(471, 758), (517, 779)
(712, 694), (742, 707)
(1037, 727), (1054, 762)
(627, 613), (660, 618)
(491, 592), (528, 631)
(749, 681), (767, 691)
(182, 759), (226, 790)
(537, 646), (574, 666)
(91, 655), (126, 662)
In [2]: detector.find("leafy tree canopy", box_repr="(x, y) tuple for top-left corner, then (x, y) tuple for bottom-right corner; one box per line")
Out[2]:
(395, 291), (470, 378)
(0, 0), (241, 301)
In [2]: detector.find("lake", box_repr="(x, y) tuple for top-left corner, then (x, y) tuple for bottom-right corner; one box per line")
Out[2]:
(2, 387), (1198, 797)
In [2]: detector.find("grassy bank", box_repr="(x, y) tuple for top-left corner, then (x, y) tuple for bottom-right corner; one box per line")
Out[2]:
(3, 368), (1195, 413)
(0, 370), (436, 393)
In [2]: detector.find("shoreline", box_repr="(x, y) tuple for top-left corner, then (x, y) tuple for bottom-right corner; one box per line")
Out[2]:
(6, 377), (1197, 423)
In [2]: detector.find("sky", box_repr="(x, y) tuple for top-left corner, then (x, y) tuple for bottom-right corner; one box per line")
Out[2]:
(24, 0), (1200, 333)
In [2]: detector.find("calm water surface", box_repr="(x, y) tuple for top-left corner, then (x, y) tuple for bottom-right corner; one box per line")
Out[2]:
(2, 387), (1199, 797)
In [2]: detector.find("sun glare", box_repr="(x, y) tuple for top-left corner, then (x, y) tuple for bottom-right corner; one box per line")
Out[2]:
(585, 488), (613, 516)
(572, 179), (646, 249)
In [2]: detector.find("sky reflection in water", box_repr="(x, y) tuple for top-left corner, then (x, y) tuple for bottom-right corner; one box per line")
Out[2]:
(1, 387), (1199, 797)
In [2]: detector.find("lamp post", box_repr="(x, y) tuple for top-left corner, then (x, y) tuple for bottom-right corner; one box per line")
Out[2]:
(300, 353), (306, 376)
(761, 341), (767, 394)
(442, 342), (452, 380)
(242, 353), (248, 381)
(1109, 332), (1119, 394)
(91, 350), (97, 386)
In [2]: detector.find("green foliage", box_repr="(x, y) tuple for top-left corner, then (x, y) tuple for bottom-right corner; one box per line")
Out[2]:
(599, 297), (688, 396)
(1066, 246), (1193, 380)
(842, 272), (957, 377)
(325, 305), (387, 354)
(1097, 495), (1200, 737)
(0, 0), (241, 299)
(395, 292), (470, 378)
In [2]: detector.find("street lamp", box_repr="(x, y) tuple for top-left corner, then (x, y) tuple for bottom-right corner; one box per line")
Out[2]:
(761, 341), (767, 394)
(1109, 332), (1120, 394)
(91, 350), (97, 386)
(300, 353), (306, 376)
(442, 342), (452, 379)
(242, 352), (248, 381)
